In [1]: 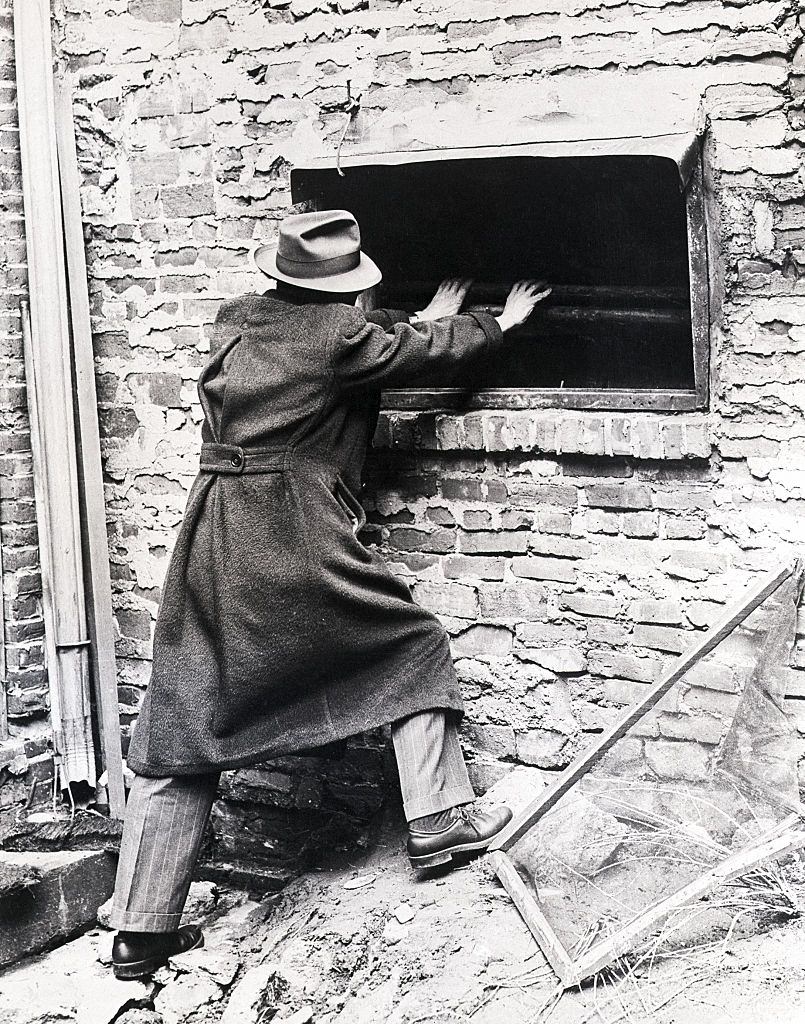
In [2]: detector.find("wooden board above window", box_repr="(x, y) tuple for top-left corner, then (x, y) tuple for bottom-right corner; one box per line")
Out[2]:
(291, 139), (709, 412)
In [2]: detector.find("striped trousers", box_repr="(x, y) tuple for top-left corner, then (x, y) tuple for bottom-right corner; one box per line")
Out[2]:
(109, 709), (474, 932)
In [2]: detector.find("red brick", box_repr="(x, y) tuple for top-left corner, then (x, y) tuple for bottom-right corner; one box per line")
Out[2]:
(426, 506), (455, 526)
(517, 648), (586, 674)
(462, 509), (492, 530)
(561, 593), (620, 618)
(458, 530), (528, 555)
(387, 527), (456, 554)
(585, 483), (653, 510)
(462, 723), (516, 758)
(537, 511), (572, 535)
(443, 555), (506, 581)
(161, 182), (215, 217)
(412, 581), (477, 619)
(453, 624), (512, 657)
(511, 556), (576, 584)
(629, 599), (684, 625)
(633, 624), (692, 654)
(515, 728), (573, 770)
(129, 0), (181, 21)
(580, 509), (619, 535)
(586, 620), (630, 645)
(440, 478), (483, 501)
(508, 480), (578, 507)
(527, 535), (591, 559)
(621, 512), (659, 538)
(589, 651), (661, 683)
(657, 713), (725, 745)
(478, 582), (547, 620)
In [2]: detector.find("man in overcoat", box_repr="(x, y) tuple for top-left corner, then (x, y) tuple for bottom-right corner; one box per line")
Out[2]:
(110, 210), (550, 978)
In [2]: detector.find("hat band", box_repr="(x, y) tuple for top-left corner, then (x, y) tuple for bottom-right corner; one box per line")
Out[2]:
(275, 248), (360, 280)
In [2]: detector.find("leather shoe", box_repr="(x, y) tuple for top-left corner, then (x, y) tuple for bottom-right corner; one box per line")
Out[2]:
(112, 924), (204, 979)
(407, 804), (513, 869)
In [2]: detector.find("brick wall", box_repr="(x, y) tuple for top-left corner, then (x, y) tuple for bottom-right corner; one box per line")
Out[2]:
(53, 0), (805, 852)
(0, 0), (53, 824)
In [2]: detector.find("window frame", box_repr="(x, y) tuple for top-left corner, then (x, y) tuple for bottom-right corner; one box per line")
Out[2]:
(292, 145), (710, 413)
(381, 156), (709, 413)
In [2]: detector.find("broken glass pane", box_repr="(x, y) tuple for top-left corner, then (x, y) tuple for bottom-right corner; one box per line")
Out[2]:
(507, 567), (805, 964)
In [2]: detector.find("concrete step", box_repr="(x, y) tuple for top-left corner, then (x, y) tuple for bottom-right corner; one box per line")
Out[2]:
(0, 850), (117, 968)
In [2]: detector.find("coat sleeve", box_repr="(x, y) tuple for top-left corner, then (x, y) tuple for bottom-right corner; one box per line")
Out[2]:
(364, 308), (411, 330)
(331, 306), (503, 393)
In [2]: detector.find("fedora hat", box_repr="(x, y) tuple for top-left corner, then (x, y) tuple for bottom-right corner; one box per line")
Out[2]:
(254, 209), (382, 293)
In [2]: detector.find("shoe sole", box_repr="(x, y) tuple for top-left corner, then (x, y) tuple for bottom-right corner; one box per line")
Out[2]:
(113, 931), (204, 980)
(409, 836), (494, 869)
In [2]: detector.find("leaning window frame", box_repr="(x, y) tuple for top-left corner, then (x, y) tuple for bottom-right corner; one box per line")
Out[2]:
(489, 559), (805, 988)
(291, 144), (710, 414)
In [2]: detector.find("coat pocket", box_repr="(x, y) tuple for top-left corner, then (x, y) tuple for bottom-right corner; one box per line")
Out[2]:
(334, 473), (367, 536)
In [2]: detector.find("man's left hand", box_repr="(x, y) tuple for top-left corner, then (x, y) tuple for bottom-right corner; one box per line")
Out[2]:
(414, 278), (473, 321)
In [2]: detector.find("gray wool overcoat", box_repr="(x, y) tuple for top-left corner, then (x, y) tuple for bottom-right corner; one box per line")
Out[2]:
(126, 293), (503, 776)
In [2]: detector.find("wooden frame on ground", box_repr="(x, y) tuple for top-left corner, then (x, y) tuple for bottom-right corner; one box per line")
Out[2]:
(489, 559), (804, 987)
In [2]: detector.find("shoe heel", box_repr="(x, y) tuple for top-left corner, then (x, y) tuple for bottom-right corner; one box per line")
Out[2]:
(409, 850), (453, 869)
(113, 961), (154, 981)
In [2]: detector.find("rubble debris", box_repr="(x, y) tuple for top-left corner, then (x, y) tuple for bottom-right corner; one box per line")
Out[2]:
(517, 793), (629, 880)
(392, 902), (415, 924)
(4, 829), (805, 1023)
(382, 916), (408, 945)
(171, 941), (241, 986)
(115, 1013), (163, 1024)
(342, 873), (375, 890)
(153, 969), (223, 1024)
(277, 1009), (314, 1024)
(219, 962), (287, 1024)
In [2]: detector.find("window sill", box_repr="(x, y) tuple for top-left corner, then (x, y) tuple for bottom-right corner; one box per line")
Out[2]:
(381, 389), (704, 412)
(373, 408), (712, 460)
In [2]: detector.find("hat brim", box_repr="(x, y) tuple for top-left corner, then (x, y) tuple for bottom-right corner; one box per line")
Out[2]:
(253, 243), (382, 293)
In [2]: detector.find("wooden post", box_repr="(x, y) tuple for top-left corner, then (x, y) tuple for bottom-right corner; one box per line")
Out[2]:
(0, 480), (6, 742)
(14, 0), (95, 789)
(55, 79), (125, 817)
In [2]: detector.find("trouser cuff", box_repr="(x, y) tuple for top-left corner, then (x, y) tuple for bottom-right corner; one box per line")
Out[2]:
(403, 782), (476, 822)
(107, 906), (183, 933)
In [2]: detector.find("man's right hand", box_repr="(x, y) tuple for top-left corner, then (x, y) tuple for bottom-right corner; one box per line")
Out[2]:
(496, 280), (551, 333)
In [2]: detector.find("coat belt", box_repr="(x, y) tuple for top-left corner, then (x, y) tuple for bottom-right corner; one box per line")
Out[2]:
(199, 442), (287, 475)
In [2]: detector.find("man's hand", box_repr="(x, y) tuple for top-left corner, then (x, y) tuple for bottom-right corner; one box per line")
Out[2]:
(414, 278), (473, 321)
(496, 280), (551, 333)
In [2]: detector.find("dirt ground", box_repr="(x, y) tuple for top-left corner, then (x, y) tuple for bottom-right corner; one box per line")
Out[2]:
(3, 807), (805, 1024)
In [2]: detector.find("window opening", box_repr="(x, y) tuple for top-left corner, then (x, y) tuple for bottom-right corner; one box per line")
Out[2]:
(291, 143), (708, 412)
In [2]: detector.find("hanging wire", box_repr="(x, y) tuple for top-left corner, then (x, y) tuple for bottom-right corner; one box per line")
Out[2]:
(336, 80), (360, 177)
